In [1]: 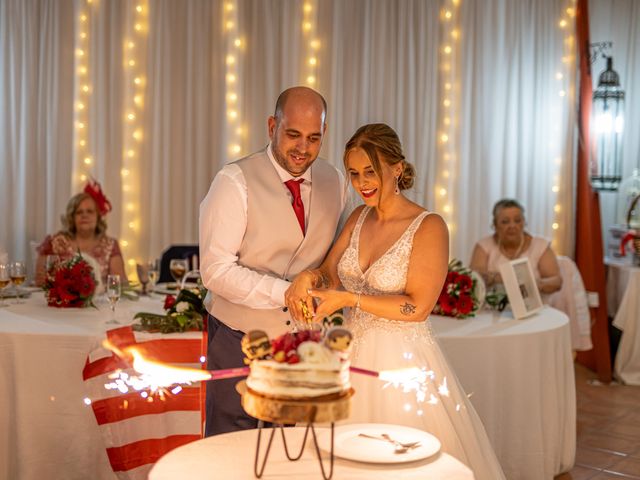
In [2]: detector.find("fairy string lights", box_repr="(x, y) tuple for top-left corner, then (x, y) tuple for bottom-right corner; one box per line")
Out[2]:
(302, 1), (320, 88)
(223, 1), (244, 161)
(550, 0), (577, 252)
(72, 1), (94, 191)
(119, 0), (149, 279)
(435, 0), (461, 238)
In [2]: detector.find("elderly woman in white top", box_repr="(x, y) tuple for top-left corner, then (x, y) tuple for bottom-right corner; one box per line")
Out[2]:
(469, 198), (562, 295)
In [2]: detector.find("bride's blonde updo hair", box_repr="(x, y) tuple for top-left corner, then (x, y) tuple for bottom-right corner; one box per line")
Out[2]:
(343, 123), (416, 191)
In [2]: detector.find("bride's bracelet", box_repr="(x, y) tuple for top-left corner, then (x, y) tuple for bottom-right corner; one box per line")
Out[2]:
(354, 292), (361, 310)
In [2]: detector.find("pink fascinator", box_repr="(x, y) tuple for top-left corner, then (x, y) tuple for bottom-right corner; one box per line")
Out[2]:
(84, 178), (112, 216)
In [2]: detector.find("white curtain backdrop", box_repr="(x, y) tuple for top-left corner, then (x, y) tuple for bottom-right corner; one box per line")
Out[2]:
(0, 0), (75, 270)
(1, 0), (591, 279)
(454, 0), (577, 259)
(589, 0), (640, 239)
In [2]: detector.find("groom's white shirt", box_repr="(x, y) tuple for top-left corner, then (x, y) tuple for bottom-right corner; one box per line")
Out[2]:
(199, 143), (347, 311)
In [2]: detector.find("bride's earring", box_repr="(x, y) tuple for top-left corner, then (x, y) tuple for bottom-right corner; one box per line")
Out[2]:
(394, 175), (400, 195)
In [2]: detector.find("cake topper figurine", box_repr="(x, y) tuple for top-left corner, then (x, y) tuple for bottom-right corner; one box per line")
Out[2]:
(241, 330), (272, 364)
(324, 327), (353, 360)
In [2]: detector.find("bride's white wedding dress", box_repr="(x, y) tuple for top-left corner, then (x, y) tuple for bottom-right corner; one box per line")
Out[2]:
(338, 206), (505, 479)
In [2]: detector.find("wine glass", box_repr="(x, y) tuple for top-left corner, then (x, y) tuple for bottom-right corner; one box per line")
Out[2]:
(106, 274), (122, 324)
(10, 261), (26, 304)
(0, 264), (10, 308)
(147, 259), (159, 293)
(136, 263), (149, 295)
(169, 259), (188, 289)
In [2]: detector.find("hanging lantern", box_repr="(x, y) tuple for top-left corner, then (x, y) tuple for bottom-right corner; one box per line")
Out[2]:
(590, 56), (625, 191)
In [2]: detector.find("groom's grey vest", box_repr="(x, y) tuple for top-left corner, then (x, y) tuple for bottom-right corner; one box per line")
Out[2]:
(207, 149), (343, 337)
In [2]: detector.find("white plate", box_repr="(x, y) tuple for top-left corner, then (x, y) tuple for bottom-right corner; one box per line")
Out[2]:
(152, 282), (179, 295)
(153, 282), (198, 295)
(317, 423), (441, 464)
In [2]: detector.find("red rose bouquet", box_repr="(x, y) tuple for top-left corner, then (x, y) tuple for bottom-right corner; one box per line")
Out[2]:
(432, 259), (484, 319)
(44, 253), (97, 308)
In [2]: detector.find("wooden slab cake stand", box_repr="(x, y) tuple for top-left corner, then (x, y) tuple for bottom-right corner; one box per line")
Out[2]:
(236, 380), (354, 480)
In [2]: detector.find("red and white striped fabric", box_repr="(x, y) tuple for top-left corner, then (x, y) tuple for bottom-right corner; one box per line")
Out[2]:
(83, 326), (206, 479)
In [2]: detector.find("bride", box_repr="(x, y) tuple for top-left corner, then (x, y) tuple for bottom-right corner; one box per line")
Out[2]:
(285, 123), (505, 479)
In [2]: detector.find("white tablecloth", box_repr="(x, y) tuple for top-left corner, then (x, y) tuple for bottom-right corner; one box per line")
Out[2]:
(605, 256), (636, 317)
(149, 427), (475, 479)
(431, 306), (576, 480)
(0, 292), (169, 480)
(611, 267), (640, 385)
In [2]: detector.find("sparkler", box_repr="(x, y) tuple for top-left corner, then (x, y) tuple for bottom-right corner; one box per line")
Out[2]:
(102, 339), (249, 395)
(101, 340), (454, 410)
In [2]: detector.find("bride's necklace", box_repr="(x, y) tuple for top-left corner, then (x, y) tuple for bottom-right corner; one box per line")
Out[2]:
(498, 234), (525, 260)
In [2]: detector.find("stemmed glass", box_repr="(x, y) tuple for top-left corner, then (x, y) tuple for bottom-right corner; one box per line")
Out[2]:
(106, 274), (122, 324)
(147, 259), (159, 293)
(10, 261), (26, 304)
(136, 263), (149, 295)
(0, 264), (10, 308)
(169, 259), (189, 289)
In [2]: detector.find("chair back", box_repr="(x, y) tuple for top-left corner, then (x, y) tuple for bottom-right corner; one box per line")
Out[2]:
(159, 245), (199, 283)
(547, 255), (593, 351)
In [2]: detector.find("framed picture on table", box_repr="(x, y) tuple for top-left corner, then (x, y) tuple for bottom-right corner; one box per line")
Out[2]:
(499, 257), (544, 319)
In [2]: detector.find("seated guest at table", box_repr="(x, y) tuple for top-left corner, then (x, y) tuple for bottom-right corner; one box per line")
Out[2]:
(469, 198), (562, 295)
(35, 180), (127, 286)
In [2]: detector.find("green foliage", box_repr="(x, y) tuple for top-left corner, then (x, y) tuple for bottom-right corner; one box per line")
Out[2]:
(133, 285), (207, 333)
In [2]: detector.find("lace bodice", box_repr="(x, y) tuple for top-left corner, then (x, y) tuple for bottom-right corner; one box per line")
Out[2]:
(338, 206), (428, 295)
(337, 206), (434, 343)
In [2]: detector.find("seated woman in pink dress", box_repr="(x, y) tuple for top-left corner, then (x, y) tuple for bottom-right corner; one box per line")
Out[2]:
(469, 198), (562, 296)
(471, 199), (593, 351)
(35, 180), (127, 287)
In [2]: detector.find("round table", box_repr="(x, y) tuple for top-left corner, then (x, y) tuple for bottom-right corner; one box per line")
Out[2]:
(0, 291), (191, 480)
(149, 427), (474, 479)
(431, 306), (576, 480)
(606, 257), (640, 385)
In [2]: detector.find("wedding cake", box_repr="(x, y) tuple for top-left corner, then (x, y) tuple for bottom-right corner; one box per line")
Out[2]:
(242, 328), (352, 401)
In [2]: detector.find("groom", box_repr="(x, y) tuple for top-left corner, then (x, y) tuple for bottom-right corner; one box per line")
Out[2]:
(199, 86), (347, 436)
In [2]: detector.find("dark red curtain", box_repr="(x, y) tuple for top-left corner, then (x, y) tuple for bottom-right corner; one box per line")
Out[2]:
(574, 0), (611, 382)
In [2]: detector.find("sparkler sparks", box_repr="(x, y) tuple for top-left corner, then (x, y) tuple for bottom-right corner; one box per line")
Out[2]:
(100, 341), (460, 415)
(101, 340), (214, 398)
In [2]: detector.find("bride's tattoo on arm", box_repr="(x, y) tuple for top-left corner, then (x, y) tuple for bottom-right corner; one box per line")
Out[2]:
(400, 302), (416, 316)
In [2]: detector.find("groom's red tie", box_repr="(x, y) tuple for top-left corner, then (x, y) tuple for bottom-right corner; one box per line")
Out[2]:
(284, 179), (305, 235)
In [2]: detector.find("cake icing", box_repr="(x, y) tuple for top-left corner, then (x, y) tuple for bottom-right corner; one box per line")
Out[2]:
(242, 328), (352, 400)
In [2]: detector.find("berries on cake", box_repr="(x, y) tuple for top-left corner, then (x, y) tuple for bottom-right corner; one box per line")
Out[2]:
(241, 327), (352, 401)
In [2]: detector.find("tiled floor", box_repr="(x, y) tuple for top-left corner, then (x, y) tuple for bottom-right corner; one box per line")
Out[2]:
(554, 363), (640, 479)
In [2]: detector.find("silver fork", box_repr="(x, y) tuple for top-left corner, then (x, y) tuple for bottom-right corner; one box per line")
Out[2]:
(358, 433), (421, 453)
(381, 433), (422, 449)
